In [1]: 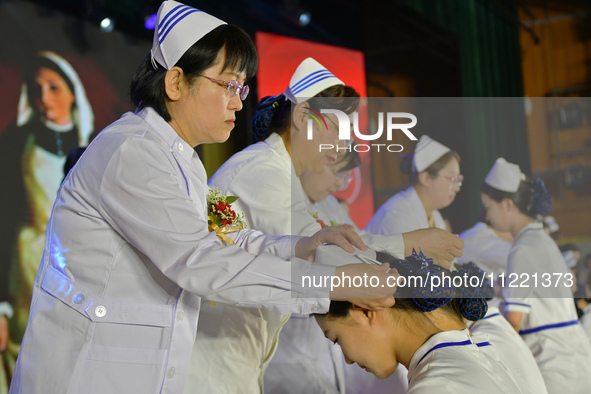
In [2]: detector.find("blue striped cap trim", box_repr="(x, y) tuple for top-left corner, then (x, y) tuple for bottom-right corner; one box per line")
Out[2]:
(159, 7), (202, 45)
(291, 70), (339, 95)
(158, 4), (190, 31)
(291, 70), (333, 91)
(519, 320), (578, 335)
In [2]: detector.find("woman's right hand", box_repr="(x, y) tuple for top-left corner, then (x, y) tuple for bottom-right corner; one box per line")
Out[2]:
(402, 228), (464, 269)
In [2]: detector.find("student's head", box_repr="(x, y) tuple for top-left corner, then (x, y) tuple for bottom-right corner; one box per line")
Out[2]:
(400, 135), (461, 210)
(314, 251), (489, 378)
(251, 58), (360, 175)
(480, 158), (553, 232)
(301, 147), (361, 203)
(130, 1), (257, 146)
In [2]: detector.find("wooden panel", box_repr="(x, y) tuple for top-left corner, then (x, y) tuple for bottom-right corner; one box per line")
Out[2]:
(520, 6), (591, 237)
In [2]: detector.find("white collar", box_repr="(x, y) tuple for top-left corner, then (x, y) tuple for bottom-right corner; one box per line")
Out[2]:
(139, 107), (195, 164)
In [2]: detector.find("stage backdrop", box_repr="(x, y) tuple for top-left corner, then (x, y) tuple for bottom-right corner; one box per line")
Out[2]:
(255, 32), (374, 228)
(0, 1), (150, 392)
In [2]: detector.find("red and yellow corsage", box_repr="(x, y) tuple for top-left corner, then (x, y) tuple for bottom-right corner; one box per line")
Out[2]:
(207, 188), (246, 245)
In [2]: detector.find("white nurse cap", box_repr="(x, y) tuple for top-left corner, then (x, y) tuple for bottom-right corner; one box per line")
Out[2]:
(413, 135), (451, 172)
(484, 158), (526, 193)
(283, 57), (345, 104)
(150, 0), (226, 70)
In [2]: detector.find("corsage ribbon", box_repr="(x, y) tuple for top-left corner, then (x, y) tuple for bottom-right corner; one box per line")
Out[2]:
(208, 215), (244, 245)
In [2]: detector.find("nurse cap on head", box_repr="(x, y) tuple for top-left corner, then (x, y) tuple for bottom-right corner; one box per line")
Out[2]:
(283, 58), (345, 104)
(484, 158), (526, 193)
(150, 0), (226, 70)
(412, 135), (451, 172)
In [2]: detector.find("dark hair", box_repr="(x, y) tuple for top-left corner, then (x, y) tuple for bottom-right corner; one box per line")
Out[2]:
(251, 84), (360, 141)
(130, 24), (257, 122)
(481, 177), (553, 218)
(401, 151), (461, 186)
(322, 251), (488, 323)
(63, 147), (86, 177)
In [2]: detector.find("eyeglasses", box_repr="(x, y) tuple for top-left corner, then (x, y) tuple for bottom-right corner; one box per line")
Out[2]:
(198, 75), (249, 100)
(439, 174), (464, 186)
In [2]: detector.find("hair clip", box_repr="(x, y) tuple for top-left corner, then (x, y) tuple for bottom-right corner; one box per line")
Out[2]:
(532, 178), (553, 215)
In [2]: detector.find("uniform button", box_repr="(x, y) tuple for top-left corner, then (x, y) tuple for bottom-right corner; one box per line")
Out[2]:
(177, 143), (184, 151)
(311, 305), (319, 313)
(95, 305), (107, 317)
(73, 293), (85, 305)
(176, 311), (185, 322)
(167, 367), (176, 379)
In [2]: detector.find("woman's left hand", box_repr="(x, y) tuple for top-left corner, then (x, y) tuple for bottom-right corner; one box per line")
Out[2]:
(295, 226), (368, 262)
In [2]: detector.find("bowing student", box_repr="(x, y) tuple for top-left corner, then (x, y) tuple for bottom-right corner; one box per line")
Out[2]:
(481, 158), (591, 393)
(188, 58), (463, 393)
(366, 135), (462, 235)
(315, 251), (523, 394)
(8, 2), (398, 393)
(301, 148), (411, 393)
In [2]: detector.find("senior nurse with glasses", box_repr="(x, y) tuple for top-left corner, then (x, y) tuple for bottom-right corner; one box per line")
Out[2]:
(9, 2), (394, 393)
(366, 135), (463, 235)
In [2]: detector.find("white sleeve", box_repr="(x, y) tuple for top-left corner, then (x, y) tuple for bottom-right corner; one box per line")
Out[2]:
(229, 229), (298, 261)
(98, 140), (330, 315)
(502, 246), (534, 314)
(218, 159), (321, 237)
(359, 232), (405, 259)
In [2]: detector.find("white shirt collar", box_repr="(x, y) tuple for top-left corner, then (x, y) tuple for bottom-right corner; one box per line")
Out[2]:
(139, 107), (195, 164)
(408, 329), (473, 382)
(514, 221), (543, 241)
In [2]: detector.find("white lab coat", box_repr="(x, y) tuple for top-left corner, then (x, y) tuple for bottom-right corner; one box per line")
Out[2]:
(469, 306), (547, 394)
(365, 186), (446, 235)
(407, 329), (522, 394)
(503, 222), (591, 393)
(188, 133), (405, 393)
(9, 108), (334, 394)
(457, 222), (511, 280)
(581, 304), (591, 345)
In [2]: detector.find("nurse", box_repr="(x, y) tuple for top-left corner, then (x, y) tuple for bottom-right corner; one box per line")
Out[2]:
(365, 135), (462, 234)
(314, 251), (522, 394)
(299, 149), (410, 394)
(188, 58), (464, 393)
(9, 2), (395, 393)
(481, 157), (591, 393)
